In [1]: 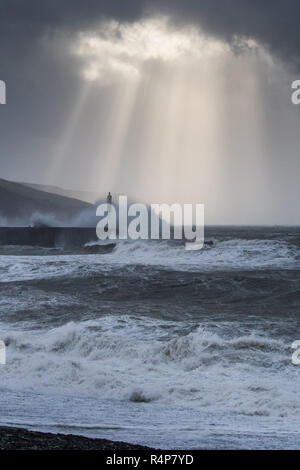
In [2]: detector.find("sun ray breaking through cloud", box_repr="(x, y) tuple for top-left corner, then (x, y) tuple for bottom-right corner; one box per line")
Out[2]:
(48, 83), (92, 183)
(29, 15), (300, 224)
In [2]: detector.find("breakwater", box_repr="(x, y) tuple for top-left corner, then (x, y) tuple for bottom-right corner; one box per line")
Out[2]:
(0, 227), (98, 248)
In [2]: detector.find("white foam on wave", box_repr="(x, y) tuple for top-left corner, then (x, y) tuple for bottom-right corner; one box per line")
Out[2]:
(0, 238), (297, 282)
(109, 238), (297, 271)
(1, 315), (298, 418)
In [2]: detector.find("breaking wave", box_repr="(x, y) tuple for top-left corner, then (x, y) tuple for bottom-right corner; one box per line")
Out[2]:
(0, 237), (297, 283)
(1, 315), (298, 418)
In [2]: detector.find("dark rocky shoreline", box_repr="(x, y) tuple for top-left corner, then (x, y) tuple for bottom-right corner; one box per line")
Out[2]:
(0, 426), (153, 450)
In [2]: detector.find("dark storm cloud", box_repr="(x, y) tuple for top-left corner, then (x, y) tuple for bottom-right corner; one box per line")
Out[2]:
(0, 0), (142, 33)
(0, 0), (299, 67)
(152, 0), (300, 68)
(0, 0), (299, 219)
(1, 0), (298, 140)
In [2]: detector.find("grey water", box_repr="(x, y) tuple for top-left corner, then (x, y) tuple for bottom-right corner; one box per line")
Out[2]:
(0, 226), (299, 449)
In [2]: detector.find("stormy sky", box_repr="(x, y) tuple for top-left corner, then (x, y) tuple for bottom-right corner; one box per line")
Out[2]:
(0, 0), (299, 224)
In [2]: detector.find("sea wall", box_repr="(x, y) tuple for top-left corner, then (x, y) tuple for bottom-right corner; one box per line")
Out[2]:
(0, 227), (98, 248)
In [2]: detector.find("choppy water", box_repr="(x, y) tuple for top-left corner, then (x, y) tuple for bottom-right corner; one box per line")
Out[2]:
(0, 226), (299, 449)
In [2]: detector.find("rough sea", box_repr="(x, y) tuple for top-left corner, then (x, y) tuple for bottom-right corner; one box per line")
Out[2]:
(0, 226), (299, 449)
